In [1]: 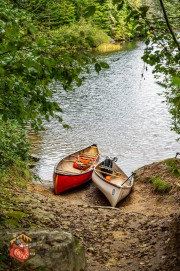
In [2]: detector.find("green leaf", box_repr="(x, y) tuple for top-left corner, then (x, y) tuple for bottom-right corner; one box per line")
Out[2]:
(0, 67), (5, 75)
(139, 5), (149, 17)
(84, 6), (96, 17)
(28, 67), (38, 74)
(100, 62), (109, 69)
(95, 63), (101, 73)
(62, 124), (71, 129)
(36, 38), (46, 47)
(172, 76), (180, 86)
(80, 31), (85, 37)
(28, 25), (37, 34)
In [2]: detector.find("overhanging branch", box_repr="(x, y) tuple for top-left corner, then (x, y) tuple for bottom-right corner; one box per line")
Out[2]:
(159, 0), (180, 51)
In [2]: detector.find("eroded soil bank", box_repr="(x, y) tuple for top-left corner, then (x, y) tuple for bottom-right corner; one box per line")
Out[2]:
(2, 158), (180, 270)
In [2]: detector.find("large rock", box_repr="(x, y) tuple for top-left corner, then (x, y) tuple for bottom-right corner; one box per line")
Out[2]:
(0, 228), (85, 271)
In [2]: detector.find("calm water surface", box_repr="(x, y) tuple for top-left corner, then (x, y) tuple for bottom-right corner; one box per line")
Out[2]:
(28, 42), (179, 182)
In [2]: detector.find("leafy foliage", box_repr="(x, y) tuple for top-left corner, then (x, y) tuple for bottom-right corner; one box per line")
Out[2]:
(1, 0), (149, 129)
(0, 118), (30, 171)
(166, 159), (180, 177)
(0, 1), (109, 129)
(88, 0), (147, 41)
(0, 118), (32, 228)
(15, 0), (76, 27)
(57, 19), (111, 48)
(142, 0), (180, 137)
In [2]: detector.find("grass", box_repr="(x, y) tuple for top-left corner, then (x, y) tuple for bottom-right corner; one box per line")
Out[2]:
(166, 159), (180, 177)
(151, 176), (172, 193)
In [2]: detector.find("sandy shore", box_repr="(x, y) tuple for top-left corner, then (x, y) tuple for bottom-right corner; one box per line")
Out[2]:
(25, 158), (180, 271)
(2, 158), (179, 270)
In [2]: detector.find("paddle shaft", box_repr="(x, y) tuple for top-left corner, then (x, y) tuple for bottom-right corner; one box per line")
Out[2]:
(121, 172), (135, 186)
(95, 168), (124, 178)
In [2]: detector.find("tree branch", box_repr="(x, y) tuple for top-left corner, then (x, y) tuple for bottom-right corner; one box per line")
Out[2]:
(159, 0), (180, 51)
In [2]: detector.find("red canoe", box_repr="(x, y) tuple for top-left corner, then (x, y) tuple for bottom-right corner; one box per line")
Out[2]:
(53, 144), (100, 194)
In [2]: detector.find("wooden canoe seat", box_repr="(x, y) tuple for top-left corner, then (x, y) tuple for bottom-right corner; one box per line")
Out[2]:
(72, 154), (98, 161)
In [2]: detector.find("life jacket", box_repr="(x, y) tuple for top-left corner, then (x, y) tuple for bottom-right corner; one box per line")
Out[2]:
(102, 157), (113, 175)
(73, 157), (91, 170)
(105, 175), (111, 182)
(104, 157), (112, 168)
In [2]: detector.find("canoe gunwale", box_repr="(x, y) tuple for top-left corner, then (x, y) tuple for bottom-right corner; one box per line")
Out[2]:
(55, 167), (94, 177)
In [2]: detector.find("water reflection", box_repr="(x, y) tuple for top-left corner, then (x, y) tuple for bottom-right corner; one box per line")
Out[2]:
(29, 42), (179, 182)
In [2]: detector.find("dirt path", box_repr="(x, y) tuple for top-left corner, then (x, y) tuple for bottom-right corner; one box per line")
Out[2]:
(26, 159), (179, 271)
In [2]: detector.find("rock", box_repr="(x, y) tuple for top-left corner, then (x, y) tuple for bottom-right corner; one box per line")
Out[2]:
(0, 228), (85, 271)
(30, 154), (40, 162)
(28, 154), (41, 168)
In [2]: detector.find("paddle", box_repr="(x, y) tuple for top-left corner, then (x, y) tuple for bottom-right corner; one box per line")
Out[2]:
(121, 172), (135, 186)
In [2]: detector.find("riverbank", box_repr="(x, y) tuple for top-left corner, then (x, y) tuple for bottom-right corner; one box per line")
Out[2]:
(0, 157), (179, 270)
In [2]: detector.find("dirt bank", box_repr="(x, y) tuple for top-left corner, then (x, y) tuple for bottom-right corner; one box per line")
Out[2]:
(2, 157), (180, 270)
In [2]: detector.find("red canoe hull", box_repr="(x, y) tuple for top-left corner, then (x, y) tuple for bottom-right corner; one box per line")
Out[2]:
(53, 144), (100, 194)
(53, 170), (93, 194)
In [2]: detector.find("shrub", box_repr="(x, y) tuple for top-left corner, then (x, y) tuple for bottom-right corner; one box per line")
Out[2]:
(57, 20), (111, 48)
(0, 117), (30, 173)
(166, 159), (180, 177)
(151, 177), (172, 193)
(0, 119), (32, 229)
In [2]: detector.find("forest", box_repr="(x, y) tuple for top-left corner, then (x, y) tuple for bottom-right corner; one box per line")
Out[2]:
(0, 0), (179, 228)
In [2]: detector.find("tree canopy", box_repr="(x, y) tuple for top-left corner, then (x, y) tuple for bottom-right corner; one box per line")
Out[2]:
(0, 0), (179, 134)
(0, 0), (104, 129)
(0, 0), (148, 129)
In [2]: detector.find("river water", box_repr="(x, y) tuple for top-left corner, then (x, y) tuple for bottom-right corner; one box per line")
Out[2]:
(29, 41), (179, 182)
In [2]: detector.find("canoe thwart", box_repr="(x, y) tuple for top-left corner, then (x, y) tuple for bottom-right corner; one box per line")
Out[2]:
(72, 153), (98, 159)
(63, 159), (75, 162)
(95, 168), (123, 178)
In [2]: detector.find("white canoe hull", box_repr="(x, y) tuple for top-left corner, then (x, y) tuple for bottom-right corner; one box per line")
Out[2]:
(92, 160), (134, 207)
